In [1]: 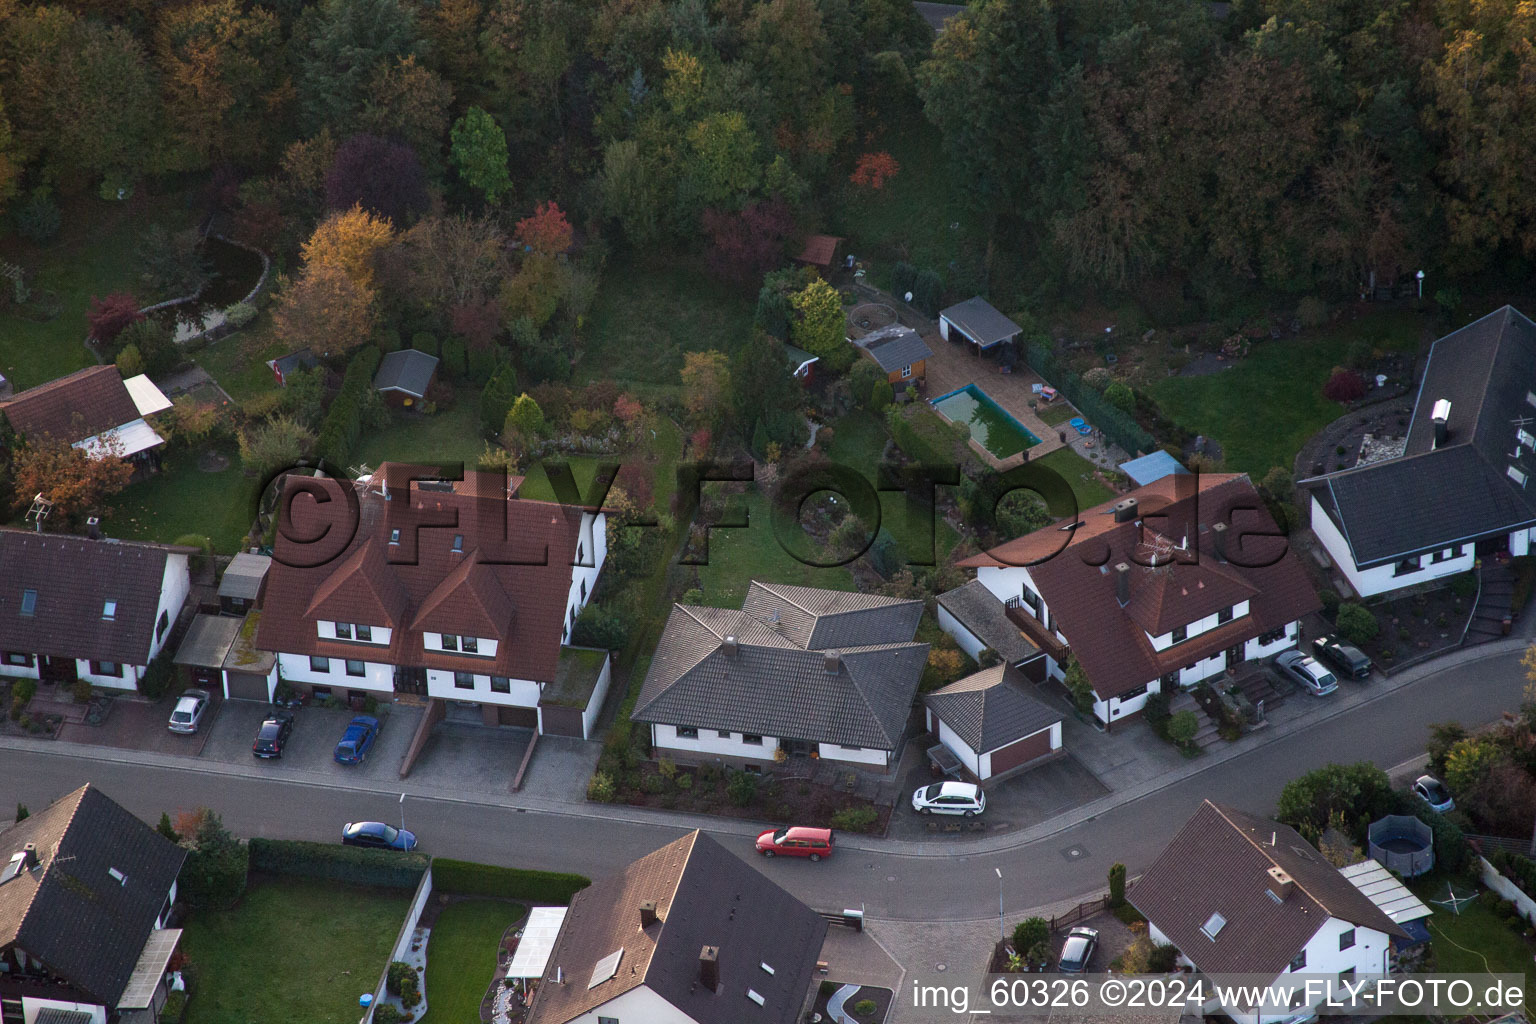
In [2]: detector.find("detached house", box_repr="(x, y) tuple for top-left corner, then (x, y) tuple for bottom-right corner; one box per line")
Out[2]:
(634, 583), (926, 770)
(0, 784), (187, 1024)
(0, 530), (191, 690)
(527, 830), (826, 1024)
(255, 466), (610, 734)
(953, 473), (1319, 727)
(1131, 801), (1407, 1024)
(1306, 306), (1536, 597)
(0, 366), (172, 472)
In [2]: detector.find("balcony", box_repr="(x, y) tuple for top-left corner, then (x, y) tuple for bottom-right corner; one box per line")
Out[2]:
(1002, 598), (1070, 660)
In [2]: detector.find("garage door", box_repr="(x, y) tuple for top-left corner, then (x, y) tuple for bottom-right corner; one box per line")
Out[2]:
(498, 705), (539, 728)
(988, 728), (1051, 775)
(224, 670), (271, 702)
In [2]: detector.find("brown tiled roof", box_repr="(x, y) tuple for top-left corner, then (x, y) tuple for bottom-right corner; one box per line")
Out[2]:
(959, 474), (1320, 699)
(255, 475), (589, 682)
(0, 529), (189, 665)
(0, 785), (186, 1007)
(528, 831), (825, 1024)
(795, 234), (842, 267)
(1129, 801), (1408, 977)
(0, 366), (142, 444)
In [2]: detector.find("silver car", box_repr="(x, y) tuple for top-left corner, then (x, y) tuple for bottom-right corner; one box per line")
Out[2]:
(1414, 775), (1455, 814)
(168, 689), (211, 734)
(1058, 927), (1098, 973)
(1274, 651), (1338, 697)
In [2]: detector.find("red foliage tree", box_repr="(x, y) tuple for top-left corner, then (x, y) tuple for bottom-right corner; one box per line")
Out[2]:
(613, 393), (645, 425)
(87, 293), (144, 344)
(850, 151), (900, 190)
(1323, 369), (1367, 403)
(324, 133), (429, 226)
(514, 201), (573, 257)
(701, 199), (793, 282)
(450, 298), (501, 350)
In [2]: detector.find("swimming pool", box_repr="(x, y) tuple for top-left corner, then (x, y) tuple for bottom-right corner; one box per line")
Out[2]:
(930, 384), (1042, 458)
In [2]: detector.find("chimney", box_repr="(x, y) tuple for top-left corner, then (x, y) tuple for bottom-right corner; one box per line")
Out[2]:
(699, 946), (720, 991)
(1113, 497), (1139, 523)
(1211, 522), (1228, 564)
(1114, 562), (1131, 607)
(1432, 398), (1451, 448)
(21, 844), (36, 870)
(1266, 865), (1294, 902)
(639, 900), (658, 928)
(823, 651), (841, 673)
(721, 636), (738, 657)
(85, 516), (101, 540)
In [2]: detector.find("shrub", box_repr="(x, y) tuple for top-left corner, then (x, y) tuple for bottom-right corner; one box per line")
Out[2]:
(1323, 370), (1367, 404)
(139, 651), (176, 700)
(1012, 916), (1048, 953)
(224, 302), (258, 329)
(853, 999), (878, 1016)
(1108, 862), (1127, 907)
(1025, 340), (1155, 456)
(1104, 380), (1135, 414)
(1335, 602), (1379, 646)
(1143, 691), (1172, 739)
(572, 605), (629, 650)
(410, 331), (439, 356)
(911, 268), (943, 316)
(440, 337), (469, 378)
(14, 190), (61, 243)
(248, 838), (427, 889)
(431, 859), (590, 903)
(87, 292), (144, 344)
(1320, 589), (1341, 619)
(115, 343), (145, 377)
(587, 771), (617, 802)
(869, 380), (894, 411)
(829, 805), (879, 832)
(70, 680), (92, 704)
(178, 811), (248, 910)
(1449, 571), (1478, 599)
(726, 770), (758, 807)
(1297, 296), (1329, 329)
(387, 961), (418, 996)
(315, 346), (383, 468)
(1082, 366), (1112, 390)
(891, 261), (917, 298)
(480, 364), (521, 437)
(9, 678), (36, 720)
(159, 988), (188, 1024)
(375, 328), (402, 353)
(372, 1004), (406, 1024)
(1167, 710), (1199, 747)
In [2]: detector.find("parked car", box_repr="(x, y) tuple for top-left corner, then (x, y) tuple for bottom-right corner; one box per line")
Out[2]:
(167, 689), (211, 734)
(912, 781), (986, 816)
(341, 821), (417, 852)
(1312, 635), (1372, 680)
(251, 711), (295, 759)
(333, 715), (380, 764)
(1274, 651), (1339, 697)
(1058, 926), (1099, 973)
(1413, 775), (1455, 814)
(755, 826), (834, 860)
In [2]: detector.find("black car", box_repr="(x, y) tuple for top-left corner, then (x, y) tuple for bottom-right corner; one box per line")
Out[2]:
(252, 711), (295, 759)
(1312, 635), (1372, 680)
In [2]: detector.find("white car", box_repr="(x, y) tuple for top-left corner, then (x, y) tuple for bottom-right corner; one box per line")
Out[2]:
(168, 689), (211, 734)
(1274, 651), (1338, 697)
(912, 781), (986, 816)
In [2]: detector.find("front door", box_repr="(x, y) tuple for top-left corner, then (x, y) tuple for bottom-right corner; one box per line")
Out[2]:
(39, 656), (76, 684)
(394, 666), (426, 695)
(1227, 644), (1245, 669)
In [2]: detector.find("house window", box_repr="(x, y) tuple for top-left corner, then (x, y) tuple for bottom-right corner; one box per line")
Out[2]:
(20, 590), (36, 616)
(156, 610), (169, 641)
(1258, 626), (1287, 645)
(1120, 684), (1148, 701)
(462, 636), (479, 654)
(677, 726), (699, 739)
(102, 600), (116, 620)
(1338, 928), (1355, 951)
(312, 686), (332, 701)
(345, 660), (365, 677)
(1290, 951), (1306, 972)
(310, 656), (331, 673)
(1171, 625), (1188, 644)
(490, 676), (511, 693)
(1393, 557), (1421, 577)
(3, 653), (31, 667)
(718, 730), (732, 738)
(452, 534), (464, 552)
(901, 364), (913, 379)
(357, 625), (372, 642)
(441, 634), (458, 652)
(1217, 606), (1233, 625)
(335, 622), (352, 640)
(742, 734), (763, 745)
(580, 579), (587, 601)
(89, 661), (120, 677)
(1020, 589), (1040, 614)
(599, 1017), (619, 1024)
(454, 672), (475, 689)
(1512, 466), (1529, 487)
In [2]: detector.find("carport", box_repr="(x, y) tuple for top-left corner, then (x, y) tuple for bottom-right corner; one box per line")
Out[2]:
(173, 613), (276, 702)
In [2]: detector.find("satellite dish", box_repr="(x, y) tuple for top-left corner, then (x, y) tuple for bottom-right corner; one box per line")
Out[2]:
(904, 291), (913, 303)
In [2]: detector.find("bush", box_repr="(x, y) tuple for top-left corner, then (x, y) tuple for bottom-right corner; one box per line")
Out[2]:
(480, 364), (520, 437)
(572, 604), (629, 650)
(1103, 380), (1135, 414)
(159, 989), (187, 1024)
(9, 678), (36, 720)
(1167, 710), (1199, 747)
(891, 261), (917, 298)
(1297, 296), (1329, 329)
(853, 999), (878, 1016)
(1319, 589), (1341, 619)
(1143, 691), (1172, 740)
(315, 346), (383, 468)
(1335, 602), (1379, 646)
(829, 805), (879, 832)
(1449, 571), (1478, 599)
(178, 811), (248, 910)
(410, 331), (439, 356)
(70, 680), (92, 704)
(440, 337), (469, 379)
(371, 1004), (406, 1024)
(115, 343), (145, 377)
(1108, 862), (1127, 907)
(139, 650), (176, 700)
(431, 859), (590, 903)
(1012, 916), (1048, 953)
(15, 190), (61, 243)
(466, 345), (499, 385)
(587, 771), (617, 802)
(1323, 369), (1367, 404)
(911, 268), (943, 316)
(248, 838), (427, 889)
(224, 302), (258, 329)
(726, 770), (758, 807)
(387, 961), (418, 996)
(886, 403), (969, 466)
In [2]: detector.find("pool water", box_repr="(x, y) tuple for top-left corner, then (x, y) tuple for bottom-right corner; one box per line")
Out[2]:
(931, 385), (1041, 458)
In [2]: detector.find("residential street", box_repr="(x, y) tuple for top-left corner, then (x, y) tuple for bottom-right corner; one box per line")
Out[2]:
(1, 638), (1527, 926)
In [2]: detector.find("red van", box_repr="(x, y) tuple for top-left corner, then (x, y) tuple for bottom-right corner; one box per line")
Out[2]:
(755, 826), (834, 861)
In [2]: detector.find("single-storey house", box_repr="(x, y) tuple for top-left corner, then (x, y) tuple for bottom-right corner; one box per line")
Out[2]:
(924, 664), (1063, 782)
(1304, 306), (1536, 597)
(1119, 450), (1189, 488)
(935, 580), (1042, 670)
(0, 784), (187, 1024)
(1131, 801), (1407, 1024)
(793, 234), (843, 275)
(0, 366), (172, 470)
(373, 349), (439, 407)
(634, 582), (926, 771)
(954, 473), (1319, 728)
(852, 323), (932, 384)
(266, 348), (318, 387)
(938, 296), (1021, 352)
(174, 612), (277, 702)
(527, 830), (826, 1024)
(217, 552), (270, 616)
(0, 529), (192, 691)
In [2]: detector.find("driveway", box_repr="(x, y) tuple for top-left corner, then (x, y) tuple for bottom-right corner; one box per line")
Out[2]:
(888, 753), (1108, 841)
(408, 722), (532, 793)
(58, 692), (221, 756)
(201, 700), (419, 781)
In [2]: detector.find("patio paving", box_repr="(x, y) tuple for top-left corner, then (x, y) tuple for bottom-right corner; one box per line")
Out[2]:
(922, 326), (1071, 468)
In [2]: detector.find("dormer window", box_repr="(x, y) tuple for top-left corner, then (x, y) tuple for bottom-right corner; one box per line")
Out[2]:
(102, 600), (116, 620)
(356, 625), (372, 642)
(452, 535), (464, 553)
(335, 622), (352, 640)
(389, 528), (401, 545)
(20, 590), (36, 617)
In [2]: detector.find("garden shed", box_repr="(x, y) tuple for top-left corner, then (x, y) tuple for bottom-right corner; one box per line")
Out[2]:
(373, 349), (439, 407)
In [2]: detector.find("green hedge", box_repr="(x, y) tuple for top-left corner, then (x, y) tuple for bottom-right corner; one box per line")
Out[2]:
(432, 859), (589, 903)
(886, 403), (970, 466)
(1026, 340), (1154, 456)
(316, 346), (382, 469)
(248, 838), (427, 890)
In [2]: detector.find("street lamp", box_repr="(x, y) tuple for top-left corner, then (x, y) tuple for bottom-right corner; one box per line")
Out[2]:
(996, 867), (1004, 941)
(1416, 269), (1425, 299)
(399, 792), (407, 835)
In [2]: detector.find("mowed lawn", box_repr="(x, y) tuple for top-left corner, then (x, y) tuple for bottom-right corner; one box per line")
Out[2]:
(180, 879), (410, 1024)
(196, 317), (289, 403)
(827, 410), (960, 566)
(102, 448), (260, 553)
(1148, 311), (1424, 477)
(418, 900), (526, 1024)
(354, 401), (488, 471)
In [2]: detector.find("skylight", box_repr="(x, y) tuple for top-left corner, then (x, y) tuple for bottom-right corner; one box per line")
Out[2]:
(19, 590), (36, 616)
(1511, 466), (1528, 487)
(102, 600), (117, 620)
(588, 949), (623, 989)
(760, 962), (775, 975)
(0, 852), (26, 884)
(389, 528), (401, 545)
(452, 534), (464, 552)
(1201, 912), (1226, 940)
(747, 989), (766, 1006)
(108, 867), (126, 885)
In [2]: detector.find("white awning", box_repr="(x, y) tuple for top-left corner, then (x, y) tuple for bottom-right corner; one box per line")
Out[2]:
(73, 418), (165, 460)
(122, 374), (173, 416)
(117, 927), (181, 1009)
(1339, 858), (1432, 923)
(505, 906), (568, 979)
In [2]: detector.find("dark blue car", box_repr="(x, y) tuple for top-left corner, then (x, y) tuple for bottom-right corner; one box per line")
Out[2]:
(342, 821), (417, 851)
(333, 715), (379, 764)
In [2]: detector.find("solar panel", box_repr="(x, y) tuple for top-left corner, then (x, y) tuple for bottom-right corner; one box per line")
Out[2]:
(588, 948), (623, 989)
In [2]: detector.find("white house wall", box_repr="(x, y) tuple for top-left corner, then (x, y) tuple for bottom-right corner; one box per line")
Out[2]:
(1245, 621), (1300, 660)
(75, 660), (141, 690)
(818, 743), (888, 767)
(425, 668), (540, 707)
(563, 512), (607, 643)
(1309, 494), (1474, 598)
(936, 604), (987, 662)
(1148, 601), (1251, 651)
(935, 718), (983, 777)
(147, 553), (191, 662)
(277, 652), (393, 692)
(0, 658), (41, 680)
(579, 650), (613, 739)
(652, 723), (780, 760)
(567, 984), (697, 1024)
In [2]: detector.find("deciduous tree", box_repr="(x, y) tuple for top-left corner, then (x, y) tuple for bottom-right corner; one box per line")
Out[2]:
(272, 264), (378, 357)
(12, 436), (133, 525)
(359, 56), (454, 162)
(302, 204), (396, 289)
(789, 277), (850, 370)
(325, 133), (428, 226)
(514, 201), (572, 257)
(680, 351), (731, 429)
(450, 107), (513, 203)
(701, 199), (792, 282)
(87, 293), (144, 344)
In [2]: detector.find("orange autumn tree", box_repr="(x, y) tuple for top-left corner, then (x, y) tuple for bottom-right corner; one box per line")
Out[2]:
(850, 151), (899, 190)
(12, 434), (133, 526)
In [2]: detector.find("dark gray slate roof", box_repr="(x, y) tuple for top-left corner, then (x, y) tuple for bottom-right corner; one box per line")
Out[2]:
(939, 296), (1021, 348)
(271, 348), (318, 378)
(925, 664), (1061, 754)
(373, 349), (439, 398)
(1308, 307), (1536, 567)
(855, 324), (933, 373)
(217, 552), (270, 601)
(0, 785), (186, 1006)
(635, 583), (926, 751)
(936, 580), (1040, 664)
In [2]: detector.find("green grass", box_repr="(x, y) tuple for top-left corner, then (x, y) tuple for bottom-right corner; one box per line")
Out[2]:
(1416, 896), (1536, 1007)
(578, 256), (756, 386)
(180, 878), (410, 1024)
(515, 418), (684, 515)
(102, 447), (259, 553)
(1037, 402), (1077, 427)
(196, 316), (287, 403)
(418, 900), (526, 1024)
(1032, 446), (1117, 510)
(826, 410), (960, 566)
(353, 402), (487, 471)
(693, 487), (855, 607)
(1147, 311), (1424, 477)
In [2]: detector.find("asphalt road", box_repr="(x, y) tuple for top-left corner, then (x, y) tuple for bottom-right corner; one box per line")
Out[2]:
(1, 643), (1526, 923)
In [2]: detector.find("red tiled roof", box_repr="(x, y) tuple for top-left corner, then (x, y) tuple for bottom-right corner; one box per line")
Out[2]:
(795, 234), (842, 267)
(0, 366), (142, 443)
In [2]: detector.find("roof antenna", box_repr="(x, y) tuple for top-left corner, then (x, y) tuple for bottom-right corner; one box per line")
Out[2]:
(25, 493), (52, 532)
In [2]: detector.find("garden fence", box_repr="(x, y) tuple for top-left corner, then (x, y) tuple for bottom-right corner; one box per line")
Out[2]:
(364, 863), (434, 1024)
(1025, 341), (1155, 457)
